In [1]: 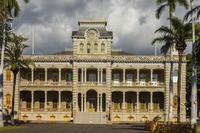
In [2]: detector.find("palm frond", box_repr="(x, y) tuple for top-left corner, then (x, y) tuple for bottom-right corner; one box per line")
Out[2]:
(177, 0), (189, 9)
(184, 5), (200, 21)
(156, 3), (168, 19)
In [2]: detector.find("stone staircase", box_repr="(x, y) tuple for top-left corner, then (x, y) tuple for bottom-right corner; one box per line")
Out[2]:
(74, 112), (107, 124)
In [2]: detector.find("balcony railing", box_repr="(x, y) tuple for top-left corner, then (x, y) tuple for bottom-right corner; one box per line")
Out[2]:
(112, 81), (164, 87)
(20, 80), (72, 86)
(78, 81), (106, 86)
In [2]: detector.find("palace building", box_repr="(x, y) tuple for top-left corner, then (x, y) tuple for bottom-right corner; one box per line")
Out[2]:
(3, 20), (187, 124)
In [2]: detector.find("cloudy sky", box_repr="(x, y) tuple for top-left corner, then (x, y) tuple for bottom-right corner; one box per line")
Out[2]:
(13, 0), (200, 55)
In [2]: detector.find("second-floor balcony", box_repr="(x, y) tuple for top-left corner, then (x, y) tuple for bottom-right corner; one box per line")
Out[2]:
(112, 68), (164, 87)
(20, 68), (72, 86)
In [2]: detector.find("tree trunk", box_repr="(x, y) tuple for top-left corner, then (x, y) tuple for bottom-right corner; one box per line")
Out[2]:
(11, 72), (17, 125)
(177, 50), (183, 123)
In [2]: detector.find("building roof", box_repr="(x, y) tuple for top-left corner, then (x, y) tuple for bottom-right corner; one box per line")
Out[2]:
(50, 49), (134, 56)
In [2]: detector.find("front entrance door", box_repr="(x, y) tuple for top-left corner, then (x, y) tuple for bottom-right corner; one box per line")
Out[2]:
(86, 90), (97, 112)
(88, 98), (96, 112)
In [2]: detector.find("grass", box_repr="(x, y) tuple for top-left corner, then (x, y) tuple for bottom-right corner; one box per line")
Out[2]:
(196, 124), (200, 133)
(0, 125), (27, 132)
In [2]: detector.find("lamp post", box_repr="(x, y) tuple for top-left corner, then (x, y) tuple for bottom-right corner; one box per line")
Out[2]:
(190, 0), (198, 125)
(0, 18), (12, 127)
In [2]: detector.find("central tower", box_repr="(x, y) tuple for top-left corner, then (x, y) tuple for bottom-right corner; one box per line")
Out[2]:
(72, 19), (113, 58)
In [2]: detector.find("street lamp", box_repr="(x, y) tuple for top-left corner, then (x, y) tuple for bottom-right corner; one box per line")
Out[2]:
(0, 18), (13, 127)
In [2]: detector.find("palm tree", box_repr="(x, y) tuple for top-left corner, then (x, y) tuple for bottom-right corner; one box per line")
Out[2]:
(0, 0), (29, 21)
(152, 17), (191, 122)
(156, 0), (188, 20)
(0, 0), (29, 126)
(155, 0), (188, 123)
(5, 33), (33, 124)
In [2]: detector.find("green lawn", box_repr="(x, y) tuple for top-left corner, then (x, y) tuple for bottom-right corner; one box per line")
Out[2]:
(0, 126), (27, 132)
(197, 124), (200, 133)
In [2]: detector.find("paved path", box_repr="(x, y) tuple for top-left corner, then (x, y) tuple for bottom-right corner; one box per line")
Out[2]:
(0, 123), (150, 133)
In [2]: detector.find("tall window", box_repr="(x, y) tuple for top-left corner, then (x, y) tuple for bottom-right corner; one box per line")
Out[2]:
(101, 43), (105, 53)
(6, 69), (11, 81)
(173, 69), (178, 83)
(140, 73), (146, 82)
(127, 73), (133, 82)
(113, 73), (120, 82)
(153, 74), (158, 82)
(6, 94), (11, 108)
(94, 43), (98, 53)
(66, 73), (72, 82)
(88, 72), (96, 82)
(79, 43), (84, 53)
(87, 43), (91, 54)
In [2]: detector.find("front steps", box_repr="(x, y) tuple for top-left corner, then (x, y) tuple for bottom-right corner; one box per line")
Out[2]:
(74, 112), (107, 124)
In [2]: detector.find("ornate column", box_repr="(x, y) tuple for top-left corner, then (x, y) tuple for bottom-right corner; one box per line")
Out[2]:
(44, 91), (47, 111)
(58, 91), (61, 111)
(137, 69), (140, 83)
(58, 68), (61, 83)
(101, 68), (103, 83)
(97, 93), (99, 112)
(81, 93), (83, 112)
(137, 92), (139, 111)
(150, 69), (153, 83)
(97, 68), (100, 84)
(123, 92), (126, 112)
(100, 94), (102, 112)
(31, 68), (34, 84)
(45, 68), (48, 84)
(81, 68), (84, 83)
(31, 91), (34, 111)
(123, 69), (126, 83)
(84, 93), (86, 112)
(150, 92), (153, 111)
(84, 68), (87, 83)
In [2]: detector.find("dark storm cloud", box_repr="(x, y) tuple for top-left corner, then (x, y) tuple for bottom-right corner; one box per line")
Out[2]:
(14, 0), (200, 55)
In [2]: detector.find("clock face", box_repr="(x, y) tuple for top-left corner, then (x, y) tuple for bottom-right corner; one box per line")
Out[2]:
(87, 30), (97, 40)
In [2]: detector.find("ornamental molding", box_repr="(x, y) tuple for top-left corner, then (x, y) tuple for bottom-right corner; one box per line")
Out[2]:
(22, 55), (187, 63)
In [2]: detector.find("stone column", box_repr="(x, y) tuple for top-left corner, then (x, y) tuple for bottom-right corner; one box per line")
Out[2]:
(58, 91), (61, 111)
(150, 92), (153, 111)
(31, 91), (34, 111)
(137, 69), (140, 83)
(45, 91), (47, 111)
(81, 68), (84, 83)
(101, 68), (103, 83)
(81, 93), (83, 112)
(97, 68), (100, 84)
(123, 69), (126, 83)
(31, 68), (34, 84)
(84, 93), (86, 112)
(100, 94), (102, 112)
(123, 92), (126, 112)
(59, 68), (61, 83)
(97, 93), (99, 112)
(84, 68), (87, 83)
(137, 92), (139, 111)
(150, 69), (153, 83)
(45, 68), (48, 84)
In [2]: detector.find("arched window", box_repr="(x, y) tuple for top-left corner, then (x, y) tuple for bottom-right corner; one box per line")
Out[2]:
(79, 43), (84, 53)
(6, 69), (11, 81)
(173, 69), (178, 83)
(87, 43), (91, 54)
(6, 94), (11, 108)
(101, 43), (105, 53)
(94, 43), (98, 53)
